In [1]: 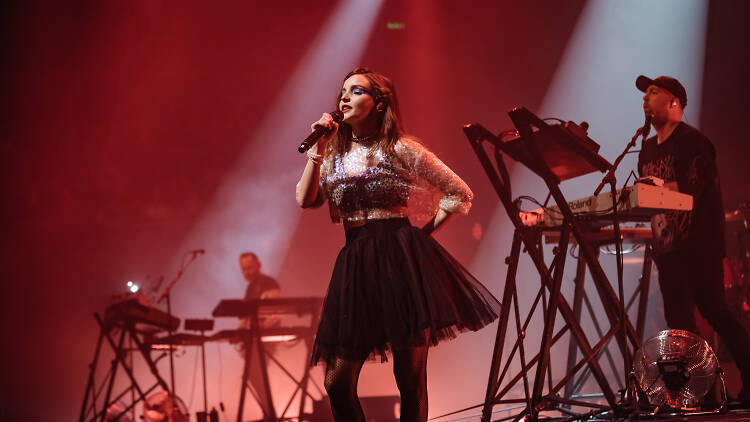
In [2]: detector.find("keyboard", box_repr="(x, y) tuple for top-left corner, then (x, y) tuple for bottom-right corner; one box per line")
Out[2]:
(519, 183), (692, 228)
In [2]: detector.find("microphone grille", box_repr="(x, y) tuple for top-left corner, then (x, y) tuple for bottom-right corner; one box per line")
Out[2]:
(331, 110), (344, 122)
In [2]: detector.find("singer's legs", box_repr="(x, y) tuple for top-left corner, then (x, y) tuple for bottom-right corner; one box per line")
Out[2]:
(324, 357), (366, 422)
(393, 344), (429, 422)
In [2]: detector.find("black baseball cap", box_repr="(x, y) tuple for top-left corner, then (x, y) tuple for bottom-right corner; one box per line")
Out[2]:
(636, 75), (688, 109)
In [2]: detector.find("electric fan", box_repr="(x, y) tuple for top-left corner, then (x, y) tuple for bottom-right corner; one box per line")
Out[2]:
(633, 329), (718, 409)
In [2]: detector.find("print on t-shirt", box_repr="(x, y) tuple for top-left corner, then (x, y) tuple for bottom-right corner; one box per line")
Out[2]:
(640, 153), (692, 254)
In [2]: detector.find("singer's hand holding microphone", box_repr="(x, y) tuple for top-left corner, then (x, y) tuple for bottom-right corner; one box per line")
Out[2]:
(298, 110), (344, 153)
(311, 113), (338, 149)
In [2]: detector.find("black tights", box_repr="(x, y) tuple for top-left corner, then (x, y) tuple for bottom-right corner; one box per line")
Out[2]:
(324, 345), (429, 422)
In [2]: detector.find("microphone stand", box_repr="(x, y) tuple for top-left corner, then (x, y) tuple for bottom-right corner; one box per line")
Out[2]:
(592, 123), (649, 409)
(593, 125), (644, 197)
(157, 250), (203, 396)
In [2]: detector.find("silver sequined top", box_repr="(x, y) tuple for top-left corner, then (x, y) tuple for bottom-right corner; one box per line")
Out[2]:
(315, 137), (473, 224)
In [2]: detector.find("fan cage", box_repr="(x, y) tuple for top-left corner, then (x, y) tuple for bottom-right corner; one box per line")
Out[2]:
(633, 329), (718, 409)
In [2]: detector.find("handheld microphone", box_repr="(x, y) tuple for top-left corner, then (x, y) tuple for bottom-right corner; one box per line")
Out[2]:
(298, 110), (344, 153)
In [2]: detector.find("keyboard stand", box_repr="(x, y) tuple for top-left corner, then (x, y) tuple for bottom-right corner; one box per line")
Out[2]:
(79, 313), (171, 422)
(463, 107), (643, 421)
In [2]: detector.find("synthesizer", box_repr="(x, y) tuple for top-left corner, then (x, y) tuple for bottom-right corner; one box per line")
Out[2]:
(519, 183), (692, 228)
(212, 297), (323, 318)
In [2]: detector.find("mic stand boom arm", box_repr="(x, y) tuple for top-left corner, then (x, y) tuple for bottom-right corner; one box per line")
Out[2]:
(593, 126), (644, 197)
(157, 250), (203, 396)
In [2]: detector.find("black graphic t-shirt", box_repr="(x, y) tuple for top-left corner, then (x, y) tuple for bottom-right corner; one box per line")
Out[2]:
(244, 273), (280, 301)
(637, 122), (725, 259)
(241, 273), (281, 330)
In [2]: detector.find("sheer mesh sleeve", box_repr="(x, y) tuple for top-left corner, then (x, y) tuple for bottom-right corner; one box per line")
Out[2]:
(311, 161), (328, 208)
(395, 138), (473, 215)
(318, 156), (344, 223)
(295, 162), (327, 209)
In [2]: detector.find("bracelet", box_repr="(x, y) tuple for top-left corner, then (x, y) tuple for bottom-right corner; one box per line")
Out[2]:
(306, 150), (323, 165)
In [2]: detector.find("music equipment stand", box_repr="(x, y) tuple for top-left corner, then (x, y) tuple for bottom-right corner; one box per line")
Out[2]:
(212, 298), (323, 422)
(185, 318), (215, 420)
(79, 312), (172, 422)
(554, 233), (655, 404)
(463, 107), (643, 421)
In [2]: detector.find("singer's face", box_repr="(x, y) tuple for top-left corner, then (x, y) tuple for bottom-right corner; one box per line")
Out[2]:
(339, 74), (377, 126)
(642, 85), (673, 121)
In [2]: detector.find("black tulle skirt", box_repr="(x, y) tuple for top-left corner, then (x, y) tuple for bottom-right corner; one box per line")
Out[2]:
(311, 217), (501, 365)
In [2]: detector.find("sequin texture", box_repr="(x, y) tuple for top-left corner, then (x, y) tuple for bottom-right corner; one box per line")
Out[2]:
(318, 137), (473, 224)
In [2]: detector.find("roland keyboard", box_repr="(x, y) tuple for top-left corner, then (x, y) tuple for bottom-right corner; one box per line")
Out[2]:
(519, 183), (692, 228)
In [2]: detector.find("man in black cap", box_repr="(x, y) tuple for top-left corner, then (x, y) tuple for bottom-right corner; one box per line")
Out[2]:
(636, 75), (750, 405)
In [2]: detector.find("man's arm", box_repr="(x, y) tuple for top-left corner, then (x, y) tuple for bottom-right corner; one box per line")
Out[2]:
(259, 279), (282, 328)
(680, 136), (718, 199)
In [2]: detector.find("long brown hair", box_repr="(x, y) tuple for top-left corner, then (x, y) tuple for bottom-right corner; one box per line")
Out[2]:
(324, 67), (406, 159)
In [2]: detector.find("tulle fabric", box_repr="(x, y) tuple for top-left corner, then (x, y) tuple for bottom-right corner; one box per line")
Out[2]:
(311, 218), (501, 365)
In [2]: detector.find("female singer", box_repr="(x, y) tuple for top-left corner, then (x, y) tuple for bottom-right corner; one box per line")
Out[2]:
(295, 67), (500, 422)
